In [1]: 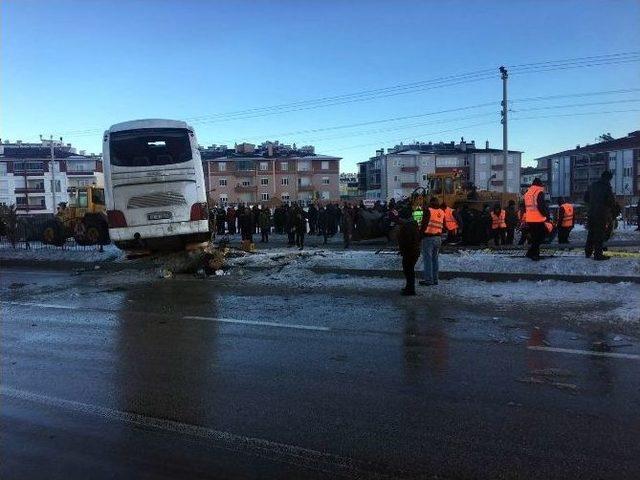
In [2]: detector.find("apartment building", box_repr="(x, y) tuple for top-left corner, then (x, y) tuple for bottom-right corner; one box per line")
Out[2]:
(535, 131), (640, 202)
(201, 141), (341, 205)
(358, 138), (522, 200)
(0, 139), (103, 215)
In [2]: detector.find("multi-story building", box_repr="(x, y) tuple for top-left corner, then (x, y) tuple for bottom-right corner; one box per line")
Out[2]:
(535, 130), (640, 202)
(0, 139), (103, 215)
(201, 141), (341, 206)
(358, 138), (522, 200)
(339, 173), (359, 200)
(520, 166), (549, 194)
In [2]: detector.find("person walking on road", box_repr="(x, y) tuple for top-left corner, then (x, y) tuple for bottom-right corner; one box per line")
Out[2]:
(294, 203), (307, 250)
(557, 197), (574, 244)
(397, 204), (421, 296)
(419, 197), (444, 286)
(584, 170), (619, 260)
(523, 178), (549, 261)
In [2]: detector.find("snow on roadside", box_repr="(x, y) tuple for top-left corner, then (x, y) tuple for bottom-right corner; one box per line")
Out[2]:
(227, 247), (640, 278)
(0, 243), (124, 263)
(236, 261), (640, 325)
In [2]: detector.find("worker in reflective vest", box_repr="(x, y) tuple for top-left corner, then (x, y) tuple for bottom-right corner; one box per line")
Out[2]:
(523, 178), (549, 261)
(557, 197), (574, 244)
(419, 197), (444, 286)
(442, 202), (459, 245)
(490, 203), (507, 246)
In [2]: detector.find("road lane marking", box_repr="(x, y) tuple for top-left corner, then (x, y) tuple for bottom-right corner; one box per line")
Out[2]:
(3, 303), (331, 333)
(3, 301), (84, 311)
(184, 316), (331, 332)
(528, 345), (640, 360)
(1, 386), (391, 479)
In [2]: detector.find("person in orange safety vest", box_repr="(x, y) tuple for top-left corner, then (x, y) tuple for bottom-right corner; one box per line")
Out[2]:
(490, 203), (507, 246)
(419, 197), (444, 286)
(557, 197), (574, 244)
(523, 178), (549, 261)
(441, 202), (460, 245)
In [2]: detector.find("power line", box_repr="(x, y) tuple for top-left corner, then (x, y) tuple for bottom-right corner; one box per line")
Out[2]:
(511, 98), (640, 113)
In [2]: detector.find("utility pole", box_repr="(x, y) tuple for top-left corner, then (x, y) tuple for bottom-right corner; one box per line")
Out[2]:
(500, 66), (508, 193)
(42, 135), (58, 211)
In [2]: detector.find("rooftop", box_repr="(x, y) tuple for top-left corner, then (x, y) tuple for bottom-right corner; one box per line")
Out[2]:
(534, 131), (640, 161)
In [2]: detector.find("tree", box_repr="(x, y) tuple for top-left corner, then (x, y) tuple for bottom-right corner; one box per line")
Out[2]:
(598, 133), (614, 142)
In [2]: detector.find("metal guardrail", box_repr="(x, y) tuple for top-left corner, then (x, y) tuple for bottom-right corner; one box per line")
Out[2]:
(0, 215), (100, 252)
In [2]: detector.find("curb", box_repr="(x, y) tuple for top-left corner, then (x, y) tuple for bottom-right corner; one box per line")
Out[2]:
(308, 266), (640, 284)
(0, 257), (152, 272)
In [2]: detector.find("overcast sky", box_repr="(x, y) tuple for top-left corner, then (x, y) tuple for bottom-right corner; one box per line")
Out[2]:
(2, 0), (639, 169)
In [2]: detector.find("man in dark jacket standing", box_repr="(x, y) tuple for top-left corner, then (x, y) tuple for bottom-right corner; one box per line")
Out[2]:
(584, 170), (619, 260)
(397, 204), (421, 295)
(308, 203), (318, 235)
(505, 200), (518, 245)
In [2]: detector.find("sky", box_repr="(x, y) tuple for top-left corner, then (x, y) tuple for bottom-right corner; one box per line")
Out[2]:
(1, 0), (639, 170)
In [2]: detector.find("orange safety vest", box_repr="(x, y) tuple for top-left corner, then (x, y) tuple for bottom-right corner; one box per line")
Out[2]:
(424, 207), (444, 235)
(523, 185), (546, 223)
(444, 206), (458, 232)
(544, 221), (553, 233)
(490, 210), (507, 229)
(560, 203), (574, 227)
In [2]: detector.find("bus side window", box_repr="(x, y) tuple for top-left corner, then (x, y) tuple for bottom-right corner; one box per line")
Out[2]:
(444, 177), (454, 194)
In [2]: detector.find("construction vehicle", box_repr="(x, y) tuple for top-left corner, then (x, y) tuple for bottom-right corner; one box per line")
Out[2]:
(42, 186), (110, 246)
(422, 171), (519, 210)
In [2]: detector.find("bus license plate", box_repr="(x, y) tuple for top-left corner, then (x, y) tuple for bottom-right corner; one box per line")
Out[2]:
(148, 211), (172, 221)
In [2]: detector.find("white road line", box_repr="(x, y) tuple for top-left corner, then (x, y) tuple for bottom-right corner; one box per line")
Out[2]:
(3, 301), (84, 311)
(184, 316), (331, 332)
(528, 345), (640, 360)
(1, 386), (384, 478)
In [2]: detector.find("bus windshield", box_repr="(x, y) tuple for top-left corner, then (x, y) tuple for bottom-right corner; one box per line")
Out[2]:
(109, 128), (192, 167)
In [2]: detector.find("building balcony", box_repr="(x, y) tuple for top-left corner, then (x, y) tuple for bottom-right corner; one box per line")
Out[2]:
(401, 182), (419, 189)
(491, 164), (504, 171)
(298, 184), (315, 191)
(16, 204), (47, 212)
(234, 184), (258, 193)
(13, 169), (45, 176)
(401, 166), (419, 173)
(67, 171), (96, 176)
(15, 187), (45, 194)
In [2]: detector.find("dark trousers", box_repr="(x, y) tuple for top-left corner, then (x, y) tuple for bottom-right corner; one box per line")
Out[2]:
(228, 221), (236, 235)
(491, 228), (506, 246)
(217, 221), (225, 234)
(505, 227), (515, 245)
(287, 231), (295, 246)
(558, 226), (572, 243)
(585, 227), (605, 258)
(526, 222), (546, 259)
(295, 231), (305, 248)
(402, 253), (419, 293)
(261, 228), (269, 243)
(517, 228), (528, 245)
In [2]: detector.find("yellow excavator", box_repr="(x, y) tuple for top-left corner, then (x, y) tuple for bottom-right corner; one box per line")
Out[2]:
(42, 185), (109, 246)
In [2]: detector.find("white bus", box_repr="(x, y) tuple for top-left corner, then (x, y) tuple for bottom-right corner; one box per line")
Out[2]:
(103, 119), (210, 250)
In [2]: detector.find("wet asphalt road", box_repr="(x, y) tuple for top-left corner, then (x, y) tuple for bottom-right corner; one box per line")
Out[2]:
(2, 266), (640, 479)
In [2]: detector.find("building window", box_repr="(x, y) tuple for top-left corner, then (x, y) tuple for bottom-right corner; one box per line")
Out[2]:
(298, 161), (311, 171)
(16, 197), (27, 205)
(261, 192), (270, 201)
(0, 163), (6, 175)
(281, 177), (289, 186)
(219, 194), (228, 206)
(281, 193), (290, 201)
(219, 178), (227, 186)
(507, 155), (514, 165)
(321, 191), (330, 200)
(322, 177), (330, 185)
(280, 162), (288, 171)
(479, 155), (487, 165)
(241, 179), (251, 186)
(422, 174), (427, 181)
(260, 178), (269, 186)
(321, 161), (329, 170)
(218, 162), (226, 171)
(51, 180), (62, 193)
(259, 162), (268, 171)
(393, 175), (399, 182)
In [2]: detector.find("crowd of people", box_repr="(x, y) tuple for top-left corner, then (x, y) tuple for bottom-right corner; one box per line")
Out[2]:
(397, 172), (624, 296)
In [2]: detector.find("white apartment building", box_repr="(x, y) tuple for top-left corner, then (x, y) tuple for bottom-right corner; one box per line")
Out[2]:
(358, 138), (522, 201)
(0, 139), (103, 215)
